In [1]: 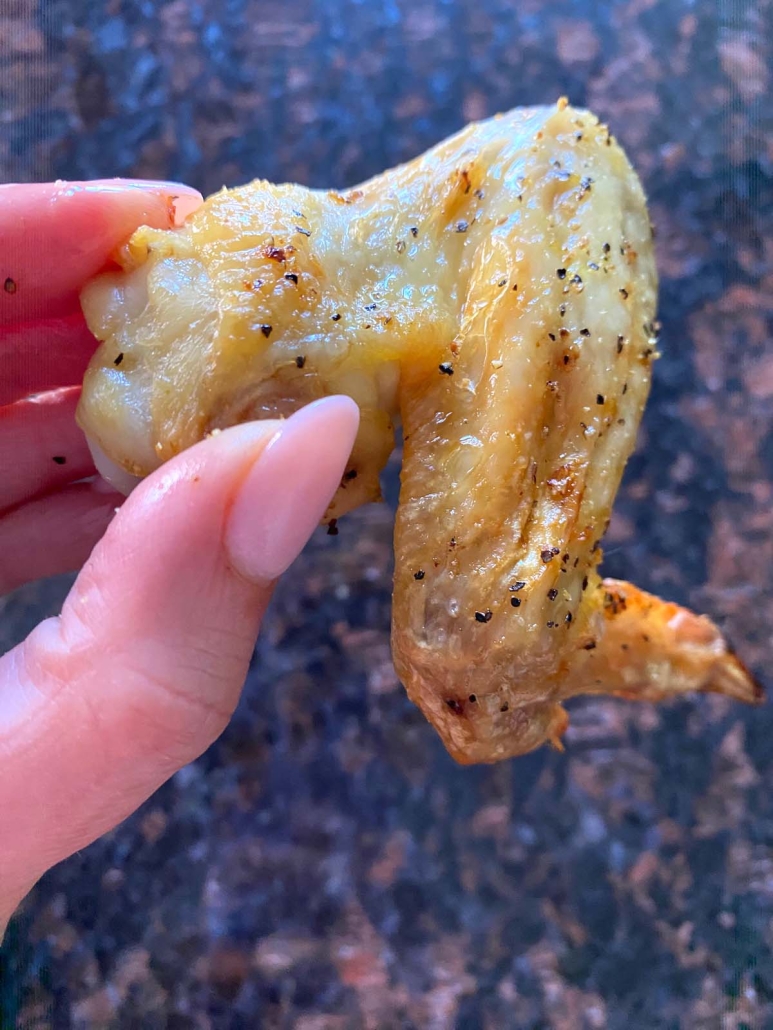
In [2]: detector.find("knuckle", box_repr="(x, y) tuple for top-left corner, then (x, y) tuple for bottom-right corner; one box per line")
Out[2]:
(120, 651), (244, 763)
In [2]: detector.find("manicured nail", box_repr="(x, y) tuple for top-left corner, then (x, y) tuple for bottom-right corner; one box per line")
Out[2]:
(84, 178), (201, 194)
(225, 396), (360, 583)
(83, 179), (203, 224)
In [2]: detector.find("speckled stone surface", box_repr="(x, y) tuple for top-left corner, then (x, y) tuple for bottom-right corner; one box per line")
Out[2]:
(2, 1), (773, 1027)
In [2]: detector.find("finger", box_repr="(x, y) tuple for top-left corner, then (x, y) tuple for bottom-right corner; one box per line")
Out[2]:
(0, 481), (121, 595)
(0, 179), (203, 326)
(0, 397), (359, 909)
(0, 388), (95, 513)
(0, 312), (98, 406)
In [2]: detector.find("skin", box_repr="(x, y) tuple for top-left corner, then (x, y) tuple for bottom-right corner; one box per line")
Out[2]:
(0, 181), (360, 937)
(78, 103), (762, 765)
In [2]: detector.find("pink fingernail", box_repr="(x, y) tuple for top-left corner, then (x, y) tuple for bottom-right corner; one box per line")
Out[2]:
(84, 179), (203, 225)
(85, 178), (201, 194)
(225, 397), (360, 583)
(169, 193), (203, 225)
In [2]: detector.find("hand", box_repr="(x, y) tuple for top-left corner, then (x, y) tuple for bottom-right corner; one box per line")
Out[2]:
(0, 182), (359, 934)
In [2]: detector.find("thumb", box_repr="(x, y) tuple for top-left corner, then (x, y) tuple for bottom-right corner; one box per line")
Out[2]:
(0, 396), (358, 909)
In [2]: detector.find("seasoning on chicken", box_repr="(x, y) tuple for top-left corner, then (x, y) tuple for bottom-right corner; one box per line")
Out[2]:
(77, 100), (762, 764)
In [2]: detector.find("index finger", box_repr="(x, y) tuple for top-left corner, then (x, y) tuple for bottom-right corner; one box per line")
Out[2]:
(0, 180), (202, 327)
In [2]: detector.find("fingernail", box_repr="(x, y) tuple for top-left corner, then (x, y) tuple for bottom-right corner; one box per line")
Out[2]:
(225, 396), (360, 582)
(84, 179), (203, 225)
(169, 193), (203, 226)
(85, 178), (201, 195)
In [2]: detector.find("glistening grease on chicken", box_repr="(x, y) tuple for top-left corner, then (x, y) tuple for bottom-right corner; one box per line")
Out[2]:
(77, 101), (762, 764)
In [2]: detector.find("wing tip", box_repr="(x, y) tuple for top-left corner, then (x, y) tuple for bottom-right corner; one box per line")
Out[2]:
(712, 644), (765, 706)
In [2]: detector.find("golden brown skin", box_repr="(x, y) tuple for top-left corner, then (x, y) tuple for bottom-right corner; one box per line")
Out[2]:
(77, 101), (762, 764)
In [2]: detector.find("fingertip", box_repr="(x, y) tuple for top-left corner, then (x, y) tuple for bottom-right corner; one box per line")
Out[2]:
(0, 180), (203, 325)
(86, 182), (203, 230)
(79, 179), (204, 227)
(287, 394), (361, 446)
(170, 192), (203, 226)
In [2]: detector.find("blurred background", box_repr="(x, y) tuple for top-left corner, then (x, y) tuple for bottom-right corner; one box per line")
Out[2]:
(1, 0), (772, 1026)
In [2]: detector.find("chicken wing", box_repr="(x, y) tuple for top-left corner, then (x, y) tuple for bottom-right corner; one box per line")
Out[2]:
(77, 100), (762, 764)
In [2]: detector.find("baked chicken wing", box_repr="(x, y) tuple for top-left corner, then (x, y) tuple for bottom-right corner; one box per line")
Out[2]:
(77, 101), (761, 764)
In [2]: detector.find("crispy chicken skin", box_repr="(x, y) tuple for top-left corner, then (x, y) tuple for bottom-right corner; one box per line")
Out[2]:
(77, 101), (762, 764)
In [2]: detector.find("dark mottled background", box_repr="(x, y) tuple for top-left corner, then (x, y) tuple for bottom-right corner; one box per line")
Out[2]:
(2, 0), (773, 1027)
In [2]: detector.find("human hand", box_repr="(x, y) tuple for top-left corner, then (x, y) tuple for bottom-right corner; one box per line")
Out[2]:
(0, 182), (359, 934)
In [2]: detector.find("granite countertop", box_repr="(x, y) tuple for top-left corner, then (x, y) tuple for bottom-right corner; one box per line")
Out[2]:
(2, 1), (772, 1027)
